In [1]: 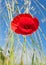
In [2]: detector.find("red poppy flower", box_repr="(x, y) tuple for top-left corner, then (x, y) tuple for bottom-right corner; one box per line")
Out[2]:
(11, 14), (39, 35)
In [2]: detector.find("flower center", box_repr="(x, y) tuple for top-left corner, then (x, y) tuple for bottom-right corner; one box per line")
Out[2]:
(24, 25), (31, 29)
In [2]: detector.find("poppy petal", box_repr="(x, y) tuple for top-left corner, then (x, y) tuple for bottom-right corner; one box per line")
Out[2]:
(11, 14), (39, 35)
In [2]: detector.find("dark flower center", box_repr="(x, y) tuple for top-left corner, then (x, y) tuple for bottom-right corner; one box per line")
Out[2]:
(23, 24), (31, 29)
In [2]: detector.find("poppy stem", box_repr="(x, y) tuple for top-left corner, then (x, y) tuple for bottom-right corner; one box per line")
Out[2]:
(23, 36), (28, 65)
(23, 36), (26, 53)
(9, 31), (15, 65)
(24, 36), (26, 51)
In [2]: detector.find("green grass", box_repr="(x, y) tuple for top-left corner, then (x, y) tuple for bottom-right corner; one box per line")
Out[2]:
(0, 47), (46, 65)
(0, 33), (46, 65)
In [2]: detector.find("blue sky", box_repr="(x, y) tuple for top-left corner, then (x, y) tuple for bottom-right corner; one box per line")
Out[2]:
(0, 0), (46, 54)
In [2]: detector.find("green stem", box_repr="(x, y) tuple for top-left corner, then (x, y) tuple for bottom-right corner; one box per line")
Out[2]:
(9, 31), (15, 65)
(23, 36), (28, 65)
(32, 53), (34, 65)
